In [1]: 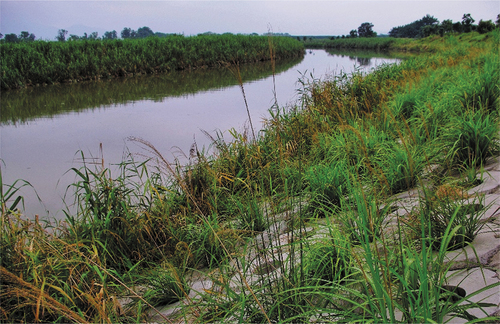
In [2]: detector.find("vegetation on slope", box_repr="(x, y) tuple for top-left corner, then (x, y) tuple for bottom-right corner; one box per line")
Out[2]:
(305, 25), (498, 52)
(1, 30), (499, 323)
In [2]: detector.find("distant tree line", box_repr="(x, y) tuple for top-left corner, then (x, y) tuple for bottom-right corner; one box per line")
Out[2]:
(64, 26), (176, 42)
(0, 31), (36, 43)
(297, 22), (377, 42)
(389, 13), (499, 38)
(0, 26), (181, 43)
(3, 13), (499, 44)
(294, 13), (499, 43)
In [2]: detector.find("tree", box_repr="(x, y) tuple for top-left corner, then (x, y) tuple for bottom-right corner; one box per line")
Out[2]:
(19, 31), (35, 42)
(421, 14), (439, 27)
(5, 33), (19, 43)
(56, 29), (68, 42)
(495, 14), (500, 28)
(441, 19), (453, 34)
(358, 22), (376, 37)
(137, 26), (154, 38)
(421, 24), (438, 37)
(349, 29), (358, 38)
(462, 13), (475, 32)
(103, 30), (117, 40)
(477, 19), (495, 34)
(453, 22), (464, 33)
(389, 15), (438, 38)
(89, 32), (99, 40)
(121, 27), (132, 39)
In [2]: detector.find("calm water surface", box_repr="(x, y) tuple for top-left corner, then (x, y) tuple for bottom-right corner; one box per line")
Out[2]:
(1, 49), (400, 219)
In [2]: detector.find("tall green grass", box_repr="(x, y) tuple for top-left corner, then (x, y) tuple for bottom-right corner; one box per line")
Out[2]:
(0, 34), (304, 90)
(1, 30), (499, 322)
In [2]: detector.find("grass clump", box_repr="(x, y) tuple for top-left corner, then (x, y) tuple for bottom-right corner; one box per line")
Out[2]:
(446, 110), (500, 169)
(304, 227), (351, 286)
(142, 262), (190, 306)
(305, 160), (349, 213)
(419, 189), (488, 251)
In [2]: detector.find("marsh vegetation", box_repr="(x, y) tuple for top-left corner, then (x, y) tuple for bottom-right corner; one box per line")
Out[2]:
(0, 34), (304, 90)
(1, 30), (499, 323)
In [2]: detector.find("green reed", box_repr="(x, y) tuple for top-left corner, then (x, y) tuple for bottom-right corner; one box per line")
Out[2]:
(1, 30), (499, 322)
(186, 30), (499, 322)
(1, 34), (304, 90)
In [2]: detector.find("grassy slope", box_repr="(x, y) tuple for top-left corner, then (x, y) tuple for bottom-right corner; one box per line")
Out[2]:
(1, 30), (499, 323)
(305, 31), (497, 53)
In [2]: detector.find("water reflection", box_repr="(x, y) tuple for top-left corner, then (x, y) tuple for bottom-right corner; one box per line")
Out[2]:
(1, 56), (302, 125)
(1, 49), (400, 219)
(326, 49), (407, 67)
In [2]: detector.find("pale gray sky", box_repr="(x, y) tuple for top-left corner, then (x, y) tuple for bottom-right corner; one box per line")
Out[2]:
(1, 1), (499, 40)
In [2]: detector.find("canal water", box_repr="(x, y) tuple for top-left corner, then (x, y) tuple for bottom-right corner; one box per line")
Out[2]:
(1, 49), (400, 220)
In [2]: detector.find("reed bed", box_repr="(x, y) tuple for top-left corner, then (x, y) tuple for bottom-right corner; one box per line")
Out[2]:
(0, 34), (304, 90)
(306, 30), (495, 54)
(1, 30), (499, 322)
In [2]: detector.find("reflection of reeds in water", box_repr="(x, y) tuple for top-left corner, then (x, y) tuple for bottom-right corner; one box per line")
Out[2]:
(1, 54), (304, 125)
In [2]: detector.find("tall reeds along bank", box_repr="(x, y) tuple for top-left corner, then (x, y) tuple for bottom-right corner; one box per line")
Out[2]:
(1, 30), (499, 322)
(184, 29), (499, 322)
(0, 34), (304, 90)
(306, 29), (498, 54)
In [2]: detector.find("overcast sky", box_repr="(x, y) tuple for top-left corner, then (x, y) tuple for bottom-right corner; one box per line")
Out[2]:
(1, 1), (499, 40)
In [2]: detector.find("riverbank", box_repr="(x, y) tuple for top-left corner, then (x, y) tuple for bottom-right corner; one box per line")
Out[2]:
(304, 30), (495, 53)
(1, 30), (499, 322)
(0, 34), (304, 90)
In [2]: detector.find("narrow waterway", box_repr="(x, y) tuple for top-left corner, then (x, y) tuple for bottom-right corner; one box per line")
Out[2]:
(1, 49), (400, 220)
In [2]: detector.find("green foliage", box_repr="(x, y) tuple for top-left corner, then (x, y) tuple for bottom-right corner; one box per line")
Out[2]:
(338, 179), (392, 244)
(477, 19), (496, 34)
(389, 14), (439, 38)
(319, 37), (399, 51)
(377, 143), (426, 194)
(358, 22), (377, 38)
(231, 194), (268, 232)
